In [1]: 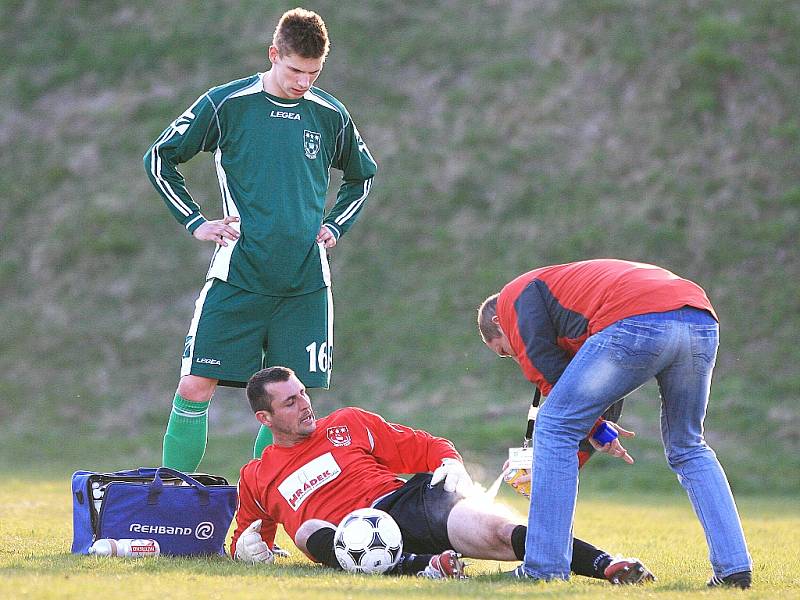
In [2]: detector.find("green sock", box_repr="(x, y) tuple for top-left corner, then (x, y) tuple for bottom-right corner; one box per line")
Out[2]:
(253, 424), (273, 458)
(162, 393), (210, 472)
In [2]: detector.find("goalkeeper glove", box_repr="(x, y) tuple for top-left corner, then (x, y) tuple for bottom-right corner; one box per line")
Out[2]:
(430, 458), (474, 495)
(234, 519), (274, 564)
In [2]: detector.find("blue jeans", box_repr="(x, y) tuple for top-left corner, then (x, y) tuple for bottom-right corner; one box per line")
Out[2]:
(523, 307), (752, 579)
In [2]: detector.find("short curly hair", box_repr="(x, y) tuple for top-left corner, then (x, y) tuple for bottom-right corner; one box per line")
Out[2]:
(246, 366), (295, 413)
(272, 7), (330, 59)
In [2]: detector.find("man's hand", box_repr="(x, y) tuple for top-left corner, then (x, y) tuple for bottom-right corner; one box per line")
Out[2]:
(234, 519), (274, 564)
(316, 225), (337, 248)
(193, 216), (240, 247)
(430, 458), (474, 495)
(501, 459), (532, 496)
(589, 422), (636, 464)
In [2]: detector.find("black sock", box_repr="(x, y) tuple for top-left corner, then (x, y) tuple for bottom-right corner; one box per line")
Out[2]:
(572, 537), (611, 579)
(511, 526), (611, 579)
(511, 525), (527, 560)
(307, 526), (433, 575)
(389, 552), (434, 575)
(305, 527), (340, 569)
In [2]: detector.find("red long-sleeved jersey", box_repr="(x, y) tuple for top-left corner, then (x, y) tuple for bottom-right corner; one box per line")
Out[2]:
(497, 259), (716, 396)
(230, 407), (461, 558)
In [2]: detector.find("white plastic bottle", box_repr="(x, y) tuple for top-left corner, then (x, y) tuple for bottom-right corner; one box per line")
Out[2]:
(90, 482), (104, 514)
(88, 538), (160, 557)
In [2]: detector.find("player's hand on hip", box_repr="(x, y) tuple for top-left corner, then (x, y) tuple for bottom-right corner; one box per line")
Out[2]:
(316, 225), (337, 248)
(234, 519), (274, 564)
(430, 458), (474, 495)
(193, 216), (240, 247)
(590, 422), (635, 464)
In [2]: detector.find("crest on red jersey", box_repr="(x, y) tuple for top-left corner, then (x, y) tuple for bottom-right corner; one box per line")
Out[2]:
(326, 425), (351, 447)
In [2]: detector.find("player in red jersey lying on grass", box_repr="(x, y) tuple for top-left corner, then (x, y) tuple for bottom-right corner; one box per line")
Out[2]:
(230, 366), (655, 583)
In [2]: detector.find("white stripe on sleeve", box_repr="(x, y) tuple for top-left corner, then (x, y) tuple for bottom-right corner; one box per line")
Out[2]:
(150, 127), (193, 217)
(334, 178), (372, 226)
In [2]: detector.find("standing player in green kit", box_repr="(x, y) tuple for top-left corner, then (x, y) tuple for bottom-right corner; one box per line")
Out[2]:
(143, 8), (377, 471)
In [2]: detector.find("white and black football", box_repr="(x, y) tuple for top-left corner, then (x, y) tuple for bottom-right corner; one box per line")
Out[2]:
(333, 508), (403, 574)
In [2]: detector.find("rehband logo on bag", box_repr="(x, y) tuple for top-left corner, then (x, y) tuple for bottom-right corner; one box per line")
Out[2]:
(130, 522), (215, 539)
(194, 522), (214, 540)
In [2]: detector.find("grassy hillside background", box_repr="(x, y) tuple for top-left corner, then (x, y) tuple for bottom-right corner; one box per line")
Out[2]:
(1, 0), (798, 492)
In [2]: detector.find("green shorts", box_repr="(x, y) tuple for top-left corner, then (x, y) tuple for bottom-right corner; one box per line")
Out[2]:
(181, 278), (333, 388)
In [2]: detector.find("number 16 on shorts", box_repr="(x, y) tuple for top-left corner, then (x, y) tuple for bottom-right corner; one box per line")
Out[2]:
(305, 341), (331, 374)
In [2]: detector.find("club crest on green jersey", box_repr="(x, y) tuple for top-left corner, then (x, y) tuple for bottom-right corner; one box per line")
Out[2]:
(304, 130), (321, 160)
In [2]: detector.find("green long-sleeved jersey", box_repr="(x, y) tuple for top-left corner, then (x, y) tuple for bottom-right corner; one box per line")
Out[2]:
(144, 73), (377, 296)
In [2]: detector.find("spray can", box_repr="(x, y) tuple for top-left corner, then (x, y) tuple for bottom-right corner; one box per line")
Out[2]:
(504, 446), (534, 498)
(503, 468), (531, 498)
(88, 539), (160, 557)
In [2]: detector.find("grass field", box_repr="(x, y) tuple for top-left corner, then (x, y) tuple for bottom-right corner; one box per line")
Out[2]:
(1, 479), (797, 599)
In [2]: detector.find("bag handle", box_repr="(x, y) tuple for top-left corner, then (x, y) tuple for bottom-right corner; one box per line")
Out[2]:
(135, 467), (159, 477)
(147, 467), (210, 506)
(98, 467), (159, 478)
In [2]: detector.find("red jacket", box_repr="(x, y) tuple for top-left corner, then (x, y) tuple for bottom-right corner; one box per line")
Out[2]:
(497, 259), (716, 395)
(230, 407), (460, 557)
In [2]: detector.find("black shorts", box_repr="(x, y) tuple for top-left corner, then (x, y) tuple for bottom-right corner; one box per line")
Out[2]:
(374, 473), (462, 554)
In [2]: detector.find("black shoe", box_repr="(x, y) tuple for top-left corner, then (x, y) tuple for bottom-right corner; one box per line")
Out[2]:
(505, 564), (540, 581)
(707, 570), (752, 589)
